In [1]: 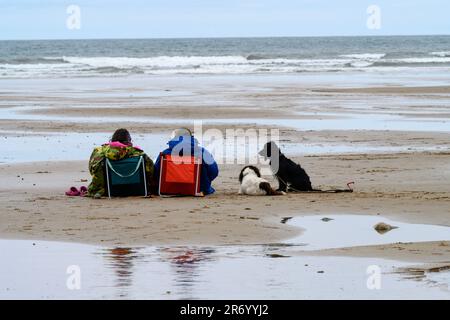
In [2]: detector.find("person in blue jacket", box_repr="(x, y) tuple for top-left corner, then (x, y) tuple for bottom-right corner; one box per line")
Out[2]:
(154, 128), (219, 195)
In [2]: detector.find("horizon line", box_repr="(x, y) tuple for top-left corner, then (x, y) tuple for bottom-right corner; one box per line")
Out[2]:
(1, 33), (449, 42)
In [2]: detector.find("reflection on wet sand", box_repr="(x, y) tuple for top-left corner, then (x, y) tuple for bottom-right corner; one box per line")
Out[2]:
(1, 239), (448, 299)
(103, 247), (137, 298)
(94, 215), (450, 298)
(159, 247), (216, 299)
(102, 246), (216, 299)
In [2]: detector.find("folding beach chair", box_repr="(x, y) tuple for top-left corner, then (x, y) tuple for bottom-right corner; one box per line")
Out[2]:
(158, 153), (202, 196)
(105, 156), (148, 198)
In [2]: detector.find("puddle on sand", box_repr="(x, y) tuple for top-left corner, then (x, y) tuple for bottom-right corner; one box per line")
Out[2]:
(285, 215), (450, 250)
(0, 236), (449, 299)
(1, 214), (449, 299)
(425, 271), (450, 292)
(2, 104), (450, 133)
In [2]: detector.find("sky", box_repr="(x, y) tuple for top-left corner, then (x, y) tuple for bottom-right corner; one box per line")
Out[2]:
(1, 0), (449, 40)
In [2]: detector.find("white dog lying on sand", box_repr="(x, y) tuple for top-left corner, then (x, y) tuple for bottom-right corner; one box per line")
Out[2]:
(238, 166), (285, 196)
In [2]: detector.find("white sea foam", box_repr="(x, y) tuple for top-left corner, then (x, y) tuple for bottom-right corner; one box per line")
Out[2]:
(349, 61), (375, 68)
(62, 55), (248, 68)
(62, 56), (353, 68)
(393, 57), (450, 63)
(340, 53), (386, 59)
(1, 53), (449, 78)
(430, 51), (450, 57)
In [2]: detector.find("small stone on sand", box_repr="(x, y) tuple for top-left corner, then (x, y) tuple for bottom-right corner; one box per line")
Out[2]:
(374, 222), (398, 234)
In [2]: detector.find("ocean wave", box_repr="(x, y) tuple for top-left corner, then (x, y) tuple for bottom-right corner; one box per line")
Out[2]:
(345, 61), (375, 68)
(83, 66), (145, 74)
(339, 53), (384, 67)
(246, 54), (268, 60)
(0, 57), (67, 65)
(430, 51), (450, 57)
(399, 57), (450, 63)
(393, 57), (450, 64)
(340, 53), (386, 59)
(1, 53), (450, 78)
(372, 57), (450, 67)
(62, 56), (249, 68)
(61, 55), (357, 71)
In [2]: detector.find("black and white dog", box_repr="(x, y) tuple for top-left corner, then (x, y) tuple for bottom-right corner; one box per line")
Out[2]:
(239, 165), (285, 196)
(259, 141), (314, 192)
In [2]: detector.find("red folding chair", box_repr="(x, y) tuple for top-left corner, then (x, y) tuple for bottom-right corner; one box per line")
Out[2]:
(158, 153), (203, 196)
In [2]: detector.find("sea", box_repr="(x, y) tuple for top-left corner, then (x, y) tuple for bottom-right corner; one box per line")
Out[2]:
(0, 35), (449, 78)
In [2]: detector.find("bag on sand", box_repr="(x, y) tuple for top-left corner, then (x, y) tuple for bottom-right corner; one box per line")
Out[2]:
(158, 153), (202, 196)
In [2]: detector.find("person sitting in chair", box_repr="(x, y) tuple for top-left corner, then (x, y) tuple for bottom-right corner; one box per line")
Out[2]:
(154, 128), (219, 196)
(88, 128), (155, 198)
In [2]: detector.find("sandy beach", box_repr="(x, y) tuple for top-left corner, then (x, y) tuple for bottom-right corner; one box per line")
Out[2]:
(3, 0), (450, 302)
(1, 151), (450, 250)
(1, 73), (449, 299)
(1, 75), (450, 248)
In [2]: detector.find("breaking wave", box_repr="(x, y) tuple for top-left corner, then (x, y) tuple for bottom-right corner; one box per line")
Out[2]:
(1, 52), (449, 78)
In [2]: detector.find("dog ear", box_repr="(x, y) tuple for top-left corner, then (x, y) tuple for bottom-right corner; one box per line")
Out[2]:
(270, 141), (280, 154)
(239, 167), (246, 183)
(267, 141), (282, 157)
(239, 166), (250, 183)
(259, 142), (271, 158)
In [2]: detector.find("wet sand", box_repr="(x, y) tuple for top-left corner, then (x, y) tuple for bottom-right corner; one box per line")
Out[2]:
(296, 241), (450, 263)
(1, 76), (450, 267)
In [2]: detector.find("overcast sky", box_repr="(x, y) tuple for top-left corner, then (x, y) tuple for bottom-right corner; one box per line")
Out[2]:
(1, 0), (449, 40)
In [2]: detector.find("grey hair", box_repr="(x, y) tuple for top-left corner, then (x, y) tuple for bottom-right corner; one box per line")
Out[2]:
(171, 127), (192, 139)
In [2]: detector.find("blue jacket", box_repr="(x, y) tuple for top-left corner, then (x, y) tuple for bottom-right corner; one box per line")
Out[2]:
(154, 136), (219, 195)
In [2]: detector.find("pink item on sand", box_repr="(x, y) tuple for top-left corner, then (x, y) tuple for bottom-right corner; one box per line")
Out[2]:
(347, 181), (355, 191)
(65, 187), (80, 196)
(79, 186), (88, 197)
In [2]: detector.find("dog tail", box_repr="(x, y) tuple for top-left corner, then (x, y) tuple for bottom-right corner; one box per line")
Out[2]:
(259, 182), (285, 196)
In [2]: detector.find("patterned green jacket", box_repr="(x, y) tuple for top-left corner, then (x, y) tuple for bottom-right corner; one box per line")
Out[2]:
(88, 142), (154, 196)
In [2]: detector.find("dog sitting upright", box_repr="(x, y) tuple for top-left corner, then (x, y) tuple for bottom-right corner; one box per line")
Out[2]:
(259, 141), (314, 192)
(239, 166), (284, 196)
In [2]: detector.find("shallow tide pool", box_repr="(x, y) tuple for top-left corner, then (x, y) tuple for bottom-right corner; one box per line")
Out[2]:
(285, 215), (450, 250)
(1, 215), (449, 299)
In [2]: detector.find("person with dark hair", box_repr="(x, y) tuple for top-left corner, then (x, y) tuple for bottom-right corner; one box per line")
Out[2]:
(110, 128), (132, 145)
(87, 128), (155, 198)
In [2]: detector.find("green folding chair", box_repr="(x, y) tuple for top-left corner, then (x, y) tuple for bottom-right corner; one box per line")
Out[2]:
(104, 156), (148, 198)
